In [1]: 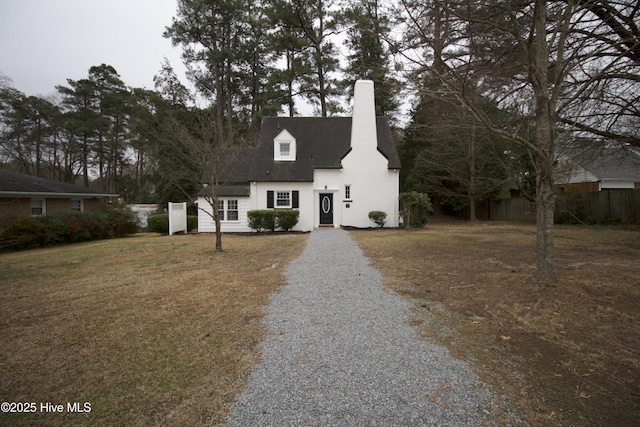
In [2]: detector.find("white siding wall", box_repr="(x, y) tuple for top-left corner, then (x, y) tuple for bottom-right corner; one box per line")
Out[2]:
(197, 197), (252, 233)
(601, 180), (635, 189)
(253, 182), (314, 231)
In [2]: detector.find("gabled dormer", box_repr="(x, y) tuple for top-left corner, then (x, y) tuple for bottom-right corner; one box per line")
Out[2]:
(274, 129), (296, 161)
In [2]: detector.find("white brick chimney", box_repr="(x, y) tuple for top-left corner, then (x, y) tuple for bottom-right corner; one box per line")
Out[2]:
(349, 80), (377, 153)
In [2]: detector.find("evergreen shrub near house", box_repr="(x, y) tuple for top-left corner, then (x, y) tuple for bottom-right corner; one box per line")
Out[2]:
(41, 210), (106, 244)
(247, 210), (299, 232)
(368, 211), (387, 228)
(399, 191), (433, 229)
(0, 216), (46, 251)
(275, 210), (300, 231)
(147, 214), (169, 234)
(187, 215), (198, 232)
(147, 213), (198, 234)
(102, 203), (139, 237)
(247, 210), (277, 232)
(0, 203), (138, 251)
(40, 203), (137, 244)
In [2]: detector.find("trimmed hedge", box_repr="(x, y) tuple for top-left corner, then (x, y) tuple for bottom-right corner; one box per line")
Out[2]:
(0, 203), (138, 252)
(276, 210), (300, 231)
(247, 210), (276, 232)
(368, 211), (387, 227)
(147, 214), (169, 234)
(247, 210), (299, 232)
(147, 213), (198, 235)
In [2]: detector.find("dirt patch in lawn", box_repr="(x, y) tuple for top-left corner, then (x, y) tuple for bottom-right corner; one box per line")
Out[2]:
(0, 232), (307, 426)
(351, 218), (640, 427)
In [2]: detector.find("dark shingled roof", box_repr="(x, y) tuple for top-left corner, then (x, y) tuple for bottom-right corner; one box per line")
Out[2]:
(560, 145), (640, 180)
(248, 116), (401, 182)
(0, 169), (117, 197)
(197, 147), (253, 197)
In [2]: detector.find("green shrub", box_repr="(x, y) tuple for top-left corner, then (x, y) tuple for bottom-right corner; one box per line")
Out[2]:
(275, 210), (300, 231)
(248, 210), (276, 232)
(39, 205), (137, 244)
(41, 211), (92, 244)
(399, 192), (433, 229)
(368, 211), (387, 227)
(147, 213), (197, 234)
(0, 203), (137, 251)
(0, 216), (45, 251)
(248, 210), (299, 232)
(101, 203), (138, 237)
(187, 215), (198, 231)
(147, 214), (169, 234)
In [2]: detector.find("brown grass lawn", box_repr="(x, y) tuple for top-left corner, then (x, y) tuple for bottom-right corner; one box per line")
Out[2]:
(2, 223), (638, 426)
(0, 232), (307, 426)
(351, 218), (640, 427)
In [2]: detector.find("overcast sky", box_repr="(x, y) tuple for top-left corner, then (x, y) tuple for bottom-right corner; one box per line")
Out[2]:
(0, 0), (188, 97)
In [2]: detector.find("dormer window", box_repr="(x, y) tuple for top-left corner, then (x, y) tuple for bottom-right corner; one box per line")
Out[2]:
(274, 129), (296, 161)
(280, 142), (290, 157)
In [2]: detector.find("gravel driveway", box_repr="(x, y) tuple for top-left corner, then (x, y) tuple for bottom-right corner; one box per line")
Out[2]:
(224, 228), (515, 426)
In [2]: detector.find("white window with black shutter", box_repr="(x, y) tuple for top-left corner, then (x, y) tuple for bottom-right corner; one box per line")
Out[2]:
(267, 190), (299, 209)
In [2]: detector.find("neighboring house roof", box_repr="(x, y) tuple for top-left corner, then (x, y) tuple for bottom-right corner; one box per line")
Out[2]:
(249, 116), (401, 182)
(0, 169), (118, 197)
(556, 145), (640, 181)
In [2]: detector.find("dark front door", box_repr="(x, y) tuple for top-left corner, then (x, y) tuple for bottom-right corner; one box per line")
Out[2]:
(319, 193), (333, 225)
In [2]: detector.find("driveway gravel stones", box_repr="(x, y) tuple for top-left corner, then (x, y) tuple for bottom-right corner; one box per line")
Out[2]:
(224, 228), (517, 426)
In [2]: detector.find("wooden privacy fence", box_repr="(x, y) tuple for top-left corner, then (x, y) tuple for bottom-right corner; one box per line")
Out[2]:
(462, 189), (640, 224)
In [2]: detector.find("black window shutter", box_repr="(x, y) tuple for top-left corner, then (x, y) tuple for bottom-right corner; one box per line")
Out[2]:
(292, 191), (299, 208)
(267, 191), (274, 208)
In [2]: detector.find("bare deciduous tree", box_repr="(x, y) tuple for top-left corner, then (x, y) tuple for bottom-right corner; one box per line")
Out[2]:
(391, 0), (639, 283)
(155, 106), (248, 252)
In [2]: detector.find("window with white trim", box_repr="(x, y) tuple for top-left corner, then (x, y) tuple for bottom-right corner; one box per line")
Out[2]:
(70, 199), (83, 211)
(276, 192), (291, 207)
(218, 199), (239, 221)
(31, 199), (45, 216)
(344, 185), (351, 200)
(227, 200), (239, 221)
(218, 200), (225, 221)
(274, 129), (296, 161)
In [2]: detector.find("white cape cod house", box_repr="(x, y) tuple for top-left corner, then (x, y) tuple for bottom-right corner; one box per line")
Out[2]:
(197, 80), (401, 232)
